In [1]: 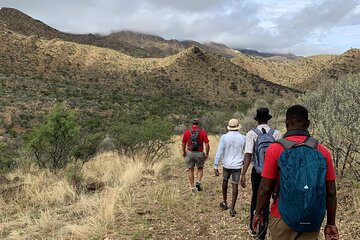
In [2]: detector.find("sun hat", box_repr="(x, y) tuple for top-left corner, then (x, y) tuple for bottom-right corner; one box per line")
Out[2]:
(254, 108), (272, 122)
(227, 119), (241, 131)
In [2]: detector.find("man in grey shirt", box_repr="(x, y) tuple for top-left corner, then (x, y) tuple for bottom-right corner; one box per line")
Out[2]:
(214, 119), (246, 217)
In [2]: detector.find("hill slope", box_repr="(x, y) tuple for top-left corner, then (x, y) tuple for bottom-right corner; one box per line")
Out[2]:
(232, 52), (337, 89)
(0, 7), (238, 58)
(0, 22), (297, 103)
(232, 48), (360, 90)
(0, 22), (298, 131)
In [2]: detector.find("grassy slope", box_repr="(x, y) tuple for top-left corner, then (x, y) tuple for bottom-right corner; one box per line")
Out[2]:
(231, 52), (337, 89)
(0, 136), (359, 239)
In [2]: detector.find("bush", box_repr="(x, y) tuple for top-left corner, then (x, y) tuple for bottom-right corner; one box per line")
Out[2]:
(111, 117), (173, 163)
(300, 74), (360, 179)
(26, 104), (80, 171)
(73, 132), (102, 164)
(0, 142), (18, 173)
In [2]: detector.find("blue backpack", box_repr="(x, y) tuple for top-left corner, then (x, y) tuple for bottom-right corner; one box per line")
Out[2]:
(253, 128), (275, 174)
(276, 137), (327, 233)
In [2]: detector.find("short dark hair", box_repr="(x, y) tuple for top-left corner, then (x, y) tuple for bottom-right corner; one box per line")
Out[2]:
(192, 118), (200, 125)
(286, 105), (309, 122)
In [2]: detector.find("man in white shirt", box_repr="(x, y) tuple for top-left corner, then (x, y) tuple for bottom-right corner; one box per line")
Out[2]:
(214, 119), (246, 217)
(240, 108), (281, 239)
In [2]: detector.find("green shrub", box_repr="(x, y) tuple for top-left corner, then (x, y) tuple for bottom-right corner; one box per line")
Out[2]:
(300, 74), (360, 179)
(26, 104), (80, 171)
(111, 117), (173, 163)
(0, 142), (18, 173)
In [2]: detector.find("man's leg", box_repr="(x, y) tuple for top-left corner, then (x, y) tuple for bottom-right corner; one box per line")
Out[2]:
(188, 167), (195, 188)
(195, 152), (205, 191)
(231, 183), (238, 210)
(250, 167), (261, 233)
(230, 169), (241, 210)
(186, 152), (196, 190)
(222, 179), (228, 204)
(196, 167), (203, 182)
(220, 168), (231, 210)
(268, 216), (297, 240)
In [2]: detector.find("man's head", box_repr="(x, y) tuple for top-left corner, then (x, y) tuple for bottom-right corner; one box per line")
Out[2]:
(254, 108), (272, 124)
(192, 118), (200, 126)
(227, 118), (240, 131)
(285, 105), (310, 130)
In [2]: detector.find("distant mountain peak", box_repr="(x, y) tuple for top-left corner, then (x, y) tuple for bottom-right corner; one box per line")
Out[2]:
(238, 48), (300, 61)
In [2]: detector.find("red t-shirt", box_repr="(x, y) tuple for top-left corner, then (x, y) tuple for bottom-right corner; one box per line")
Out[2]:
(261, 135), (337, 218)
(182, 126), (209, 152)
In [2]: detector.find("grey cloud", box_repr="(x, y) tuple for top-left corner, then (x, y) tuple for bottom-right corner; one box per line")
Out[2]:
(0, 0), (359, 55)
(277, 0), (357, 37)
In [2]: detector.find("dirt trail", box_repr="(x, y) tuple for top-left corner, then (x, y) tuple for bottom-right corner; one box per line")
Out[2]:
(128, 147), (262, 239)
(123, 136), (358, 239)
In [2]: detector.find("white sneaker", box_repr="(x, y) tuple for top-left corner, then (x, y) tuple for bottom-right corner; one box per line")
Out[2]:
(191, 187), (197, 193)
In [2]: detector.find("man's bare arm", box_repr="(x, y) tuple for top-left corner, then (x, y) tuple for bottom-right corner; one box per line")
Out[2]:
(240, 153), (252, 188)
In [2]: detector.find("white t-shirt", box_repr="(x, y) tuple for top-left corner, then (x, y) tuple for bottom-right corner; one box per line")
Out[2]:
(245, 124), (282, 154)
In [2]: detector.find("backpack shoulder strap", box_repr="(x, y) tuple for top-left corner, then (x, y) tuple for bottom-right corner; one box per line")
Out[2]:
(304, 137), (318, 149)
(268, 128), (275, 136)
(275, 138), (298, 150)
(253, 128), (262, 135)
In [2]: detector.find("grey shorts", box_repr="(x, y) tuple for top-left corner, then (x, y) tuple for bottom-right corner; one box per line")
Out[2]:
(223, 167), (241, 184)
(186, 151), (205, 169)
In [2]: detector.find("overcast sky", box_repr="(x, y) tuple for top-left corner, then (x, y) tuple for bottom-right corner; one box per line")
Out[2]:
(1, 0), (359, 56)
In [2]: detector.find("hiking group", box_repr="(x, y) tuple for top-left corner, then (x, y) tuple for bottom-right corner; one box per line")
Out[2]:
(181, 105), (339, 240)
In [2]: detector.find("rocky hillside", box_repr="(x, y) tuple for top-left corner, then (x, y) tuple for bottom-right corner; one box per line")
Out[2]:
(0, 21), (299, 132)
(300, 48), (360, 89)
(0, 7), (237, 58)
(0, 22), (296, 103)
(232, 47), (360, 90)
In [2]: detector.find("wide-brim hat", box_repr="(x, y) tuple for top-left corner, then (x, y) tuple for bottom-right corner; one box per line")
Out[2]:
(227, 119), (241, 131)
(254, 108), (272, 122)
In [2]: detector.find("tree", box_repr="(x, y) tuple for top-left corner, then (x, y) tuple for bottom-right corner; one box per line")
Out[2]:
(111, 117), (173, 163)
(26, 104), (80, 171)
(300, 74), (360, 180)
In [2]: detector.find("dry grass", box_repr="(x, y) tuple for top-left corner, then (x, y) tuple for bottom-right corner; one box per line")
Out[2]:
(1, 137), (359, 239)
(0, 152), (161, 240)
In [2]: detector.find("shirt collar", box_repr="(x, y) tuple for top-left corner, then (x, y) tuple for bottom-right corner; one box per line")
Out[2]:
(257, 124), (269, 128)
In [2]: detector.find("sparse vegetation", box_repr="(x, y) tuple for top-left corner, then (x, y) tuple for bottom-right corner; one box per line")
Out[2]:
(0, 7), (359, 240)
(301, 74), (360, 180)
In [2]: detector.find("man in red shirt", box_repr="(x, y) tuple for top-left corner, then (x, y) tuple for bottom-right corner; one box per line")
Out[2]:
(182, 118), (210, 192)
(252, 105), (339, 240)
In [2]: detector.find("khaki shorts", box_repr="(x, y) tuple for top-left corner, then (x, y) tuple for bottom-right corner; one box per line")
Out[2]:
(186, 151), (205, 169)
(269, 216), (320, 240)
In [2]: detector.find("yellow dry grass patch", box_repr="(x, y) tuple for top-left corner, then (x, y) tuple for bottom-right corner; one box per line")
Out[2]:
(0, 152), (161, 240)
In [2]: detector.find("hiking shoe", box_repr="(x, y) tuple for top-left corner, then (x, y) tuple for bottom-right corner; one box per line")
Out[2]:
(248, 229), (257, 237)
(195, 181), (202, 191)
(230, 209), (237, 217)
(219, 202), (228, 210)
